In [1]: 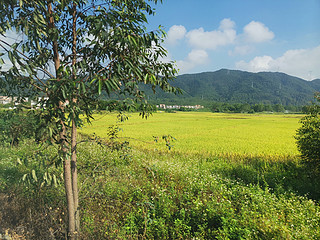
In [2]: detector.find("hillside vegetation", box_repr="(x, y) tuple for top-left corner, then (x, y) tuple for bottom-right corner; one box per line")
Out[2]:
(3, 69), (318, 109)
(141, 69), (320, 106)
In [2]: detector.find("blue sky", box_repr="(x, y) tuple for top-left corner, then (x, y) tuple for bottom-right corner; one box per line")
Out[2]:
(147, 0), (320, 80)
(0, 1), (318, 80)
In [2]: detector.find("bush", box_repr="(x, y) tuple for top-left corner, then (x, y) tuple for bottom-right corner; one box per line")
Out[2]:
(0, 110), (39, 146)
(2, 140), (320, 239)
(295, 95), (320, 169)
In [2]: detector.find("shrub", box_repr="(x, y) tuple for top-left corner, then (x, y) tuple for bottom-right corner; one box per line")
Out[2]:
(0, 110), (38, 146)
(295, 95), (320, 170)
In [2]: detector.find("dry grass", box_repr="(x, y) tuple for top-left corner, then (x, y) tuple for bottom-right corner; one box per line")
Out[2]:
(0, 192), (66, 240)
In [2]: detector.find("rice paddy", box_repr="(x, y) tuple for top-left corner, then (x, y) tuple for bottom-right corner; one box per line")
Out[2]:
(80, 112), (303, 156)
(3, 111), (320, 239)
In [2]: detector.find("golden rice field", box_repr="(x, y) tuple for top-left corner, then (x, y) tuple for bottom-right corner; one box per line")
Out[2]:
(80, 112), (303, 156)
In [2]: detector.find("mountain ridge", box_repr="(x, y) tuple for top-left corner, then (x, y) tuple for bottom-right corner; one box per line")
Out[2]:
(145, 69), (320, 106)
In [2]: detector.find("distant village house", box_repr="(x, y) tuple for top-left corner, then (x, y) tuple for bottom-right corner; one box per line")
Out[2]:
(0, 96), (48, 109)
(0, 96), (18, 105)
(156, 104), (204, 110)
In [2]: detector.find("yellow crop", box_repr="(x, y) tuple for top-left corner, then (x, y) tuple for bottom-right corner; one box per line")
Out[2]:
(80, 112), (302, 157)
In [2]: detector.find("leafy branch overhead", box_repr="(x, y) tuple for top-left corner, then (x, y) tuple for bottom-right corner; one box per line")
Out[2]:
(0, 1), (178, 127)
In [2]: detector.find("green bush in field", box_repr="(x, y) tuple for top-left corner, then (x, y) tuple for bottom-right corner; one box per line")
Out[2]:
(0, 110), (38, 146)
(296, 96), (320, 169)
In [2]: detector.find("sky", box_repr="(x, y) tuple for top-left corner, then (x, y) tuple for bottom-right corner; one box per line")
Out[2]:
(1, 1), (319, 81)
(147, 0), (320, 80)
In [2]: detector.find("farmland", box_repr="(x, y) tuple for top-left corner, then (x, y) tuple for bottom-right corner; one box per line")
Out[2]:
(2, 110), (320, 239)
(80, 112), (302, 156)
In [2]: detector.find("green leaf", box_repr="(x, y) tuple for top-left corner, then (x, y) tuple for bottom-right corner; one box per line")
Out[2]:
(22, 174), (28, 182)
(53, 174), (57, 187)
(151, 74), (157, 84)
(62, 87), (66, 99)
(25, 64), (33, 75)
(43, 172), (48, 181)
(81, 82), (86, 94)
(128, 35), (137, 46)
(8, 51), (15, 64)
(144, 73), (149, 84)
(48, 127), (53, 138)
(1, 0), (178, 199)
(98, 79), (102, 95)
(36, 40), (41, 52)
(32, 169), (37, 182)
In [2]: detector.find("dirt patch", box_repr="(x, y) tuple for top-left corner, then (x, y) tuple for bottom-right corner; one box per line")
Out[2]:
(0, 193), (28, 239)
(0, 192), (64, 240)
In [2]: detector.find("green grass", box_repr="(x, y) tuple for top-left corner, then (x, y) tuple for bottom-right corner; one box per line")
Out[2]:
(80, 112), (302, 156)
(3, 141), (316, 239)
(2, 112), (320, 239)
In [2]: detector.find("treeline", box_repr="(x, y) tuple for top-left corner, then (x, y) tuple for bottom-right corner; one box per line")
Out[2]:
(97, 100), (157, 112)
(0, 100), (158, 112)
(97, 100), (305, 113)
(210, 102), (304, 113)
(1, 100), (305, 115)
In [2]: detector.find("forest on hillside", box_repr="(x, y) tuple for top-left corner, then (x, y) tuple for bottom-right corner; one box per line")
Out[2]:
(138, 69), (320, 107)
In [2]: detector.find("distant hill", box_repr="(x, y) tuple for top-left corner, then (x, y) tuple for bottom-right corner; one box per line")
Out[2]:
(143, 69), (320, 106)
(2, 70), (319, 107)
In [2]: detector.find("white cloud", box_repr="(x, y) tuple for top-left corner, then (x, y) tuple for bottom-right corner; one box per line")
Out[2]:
(187, 49), (209, 65)
(219, 18), (236, 30)
(165, 19), (274, 56)
(163, 19), (277, 73)
(0, 31), (23, 71)
(186, 18), (236, 50)
(235, 45), (320, 80)
(229, 45), (254, 56)
(0, 30), (23, 44)
(228, 21), (275, 56)
(166, 25), (187, 45)
(177, 49), (209, 73)
(236, 56), (273, 71)
(243, 21), (274, 43)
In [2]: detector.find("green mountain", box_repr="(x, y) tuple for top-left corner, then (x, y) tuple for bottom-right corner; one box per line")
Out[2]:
(144, 69), (320, 106)
(3, 69), (318, 107)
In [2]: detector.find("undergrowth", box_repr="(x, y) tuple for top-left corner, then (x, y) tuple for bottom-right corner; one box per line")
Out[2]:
(1, 140), (320, 239)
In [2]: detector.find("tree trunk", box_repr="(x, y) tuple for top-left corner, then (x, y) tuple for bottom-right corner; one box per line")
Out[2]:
(71, 2), (80, 238)
(71, 119), (79, 238)
(62, 122), (76, 240)
(48, 2), (76, 239)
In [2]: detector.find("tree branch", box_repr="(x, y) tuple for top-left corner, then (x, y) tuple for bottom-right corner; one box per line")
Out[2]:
(0, 39), (54, 81)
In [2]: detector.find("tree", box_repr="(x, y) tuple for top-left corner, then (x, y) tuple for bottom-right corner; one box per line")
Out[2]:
(295, 94), (320, 170)
(253, 103), (264, 113)
(0, 0), (177, 238)
(273, 103), (285, 113)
